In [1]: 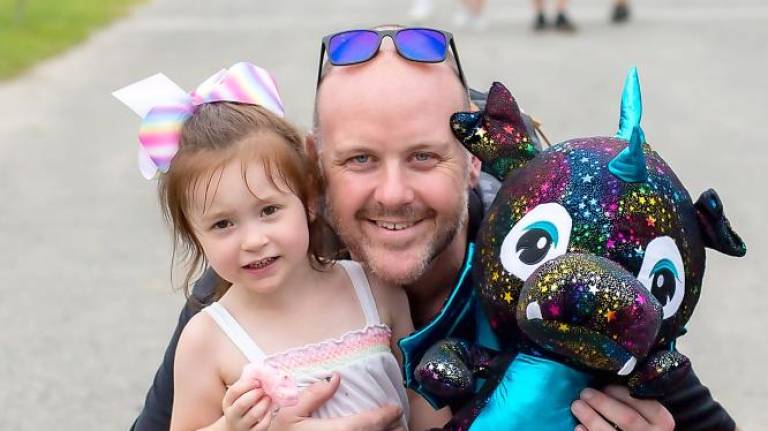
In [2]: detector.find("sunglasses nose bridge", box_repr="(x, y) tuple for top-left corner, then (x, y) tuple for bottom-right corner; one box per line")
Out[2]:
(379, 33), (397, 51)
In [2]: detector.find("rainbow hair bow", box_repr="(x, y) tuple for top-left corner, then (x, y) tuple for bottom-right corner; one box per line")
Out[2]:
(113, 62), (285, 179)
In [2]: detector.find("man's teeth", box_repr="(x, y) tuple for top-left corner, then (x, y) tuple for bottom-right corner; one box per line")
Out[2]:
(375, 221), (415, 231)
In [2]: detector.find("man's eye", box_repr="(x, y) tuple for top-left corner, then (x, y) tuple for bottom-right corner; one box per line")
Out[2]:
(413, 152), (433, 162)
(261, 205), (280, 217)
(211, 220), (232, 230)
(349, 155), (370, 165)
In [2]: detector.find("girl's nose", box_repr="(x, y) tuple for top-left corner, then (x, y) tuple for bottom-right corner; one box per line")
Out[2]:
(240, 225), (269, 251)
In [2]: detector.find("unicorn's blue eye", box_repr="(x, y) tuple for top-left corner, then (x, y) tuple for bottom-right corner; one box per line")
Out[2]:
(650, 259), (680, 281)
(516, 221), (559, 265)
(501, 203), (573, 280)
(524, 221), (559, 247)
(637, 237), (686, 319)
(649, 259), (680, 307)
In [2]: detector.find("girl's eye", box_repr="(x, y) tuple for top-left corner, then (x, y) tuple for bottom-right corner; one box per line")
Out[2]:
(212, 220), (232, 230)
(261, 205), (280, 217)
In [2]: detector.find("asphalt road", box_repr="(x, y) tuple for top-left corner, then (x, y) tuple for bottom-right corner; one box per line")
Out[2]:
(0, 0), (766, 428)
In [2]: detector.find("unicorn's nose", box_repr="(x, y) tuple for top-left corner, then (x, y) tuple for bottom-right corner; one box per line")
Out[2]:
(516, 253), (662, 374)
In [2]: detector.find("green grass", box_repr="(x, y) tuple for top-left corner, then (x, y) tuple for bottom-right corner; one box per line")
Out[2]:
(0, 0), (146, 80)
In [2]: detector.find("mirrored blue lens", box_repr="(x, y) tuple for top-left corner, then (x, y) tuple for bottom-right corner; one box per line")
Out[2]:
(395, 29), (446, 62)
(328, 30), (380, 65)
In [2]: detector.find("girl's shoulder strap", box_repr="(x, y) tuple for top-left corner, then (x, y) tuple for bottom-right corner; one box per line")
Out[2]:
(336, 260), (381, 326)
(204, 302), (267, 362)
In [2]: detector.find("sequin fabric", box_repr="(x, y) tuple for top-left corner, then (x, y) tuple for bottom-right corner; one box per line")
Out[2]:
(411, 78), (745, 430)
(451, 82), (537, 181)
(475, 136), (706, 356)
(415, 339), (496, 399)
(517, 253), (661, 371)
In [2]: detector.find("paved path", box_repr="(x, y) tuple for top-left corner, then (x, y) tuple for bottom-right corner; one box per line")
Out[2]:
(1, 0), (766, 428)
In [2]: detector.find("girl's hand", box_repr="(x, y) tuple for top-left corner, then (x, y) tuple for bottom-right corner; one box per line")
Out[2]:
(271, 373), (404, 431)
(222, 379), (273, 431)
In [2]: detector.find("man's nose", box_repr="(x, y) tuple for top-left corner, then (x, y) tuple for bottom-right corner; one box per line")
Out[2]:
(373, 162), (415, 208)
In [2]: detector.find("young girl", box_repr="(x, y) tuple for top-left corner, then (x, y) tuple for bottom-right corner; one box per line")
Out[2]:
(116, 63), (449, 431)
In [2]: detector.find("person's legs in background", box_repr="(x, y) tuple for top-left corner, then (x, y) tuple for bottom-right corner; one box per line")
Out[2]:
(612, 0), (630, 23)
(408, 0), (434, 22)
(554, 0), (577, 32)
(532, 0), (547, 30)
(533, 0), (576, 32)
(455, 0), (488, 30)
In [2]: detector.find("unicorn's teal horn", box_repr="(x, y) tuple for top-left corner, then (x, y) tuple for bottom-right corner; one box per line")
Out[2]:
(616, 67), (646, 144)
(609, 125), (648, 182)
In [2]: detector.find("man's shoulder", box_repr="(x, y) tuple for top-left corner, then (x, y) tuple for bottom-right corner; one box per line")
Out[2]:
(190, 268), (220, 304)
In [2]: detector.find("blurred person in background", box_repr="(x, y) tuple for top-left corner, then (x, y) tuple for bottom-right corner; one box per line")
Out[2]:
(409, 0), (489, 30)
(532, 0), (577, 32)
(612, 0), (630, 23)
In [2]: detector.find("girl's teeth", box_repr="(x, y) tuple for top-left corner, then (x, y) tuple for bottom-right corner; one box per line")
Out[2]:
(247, 257), (275, 269)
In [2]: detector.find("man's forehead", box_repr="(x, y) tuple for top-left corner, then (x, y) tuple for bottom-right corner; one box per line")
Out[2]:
(316, 51), (464, 113)
(325, 47), (452, 82)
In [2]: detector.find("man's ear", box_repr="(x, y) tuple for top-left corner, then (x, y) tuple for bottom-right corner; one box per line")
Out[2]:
(305, 131), (320, 165)
(694, 189), (746, 257)
(468, 154), (482, 188)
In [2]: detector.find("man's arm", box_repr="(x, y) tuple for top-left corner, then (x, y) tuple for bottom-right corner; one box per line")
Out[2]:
(572, 366), (736, 431)
(130, 269), (218, 431)
(658, 366), (736, 431)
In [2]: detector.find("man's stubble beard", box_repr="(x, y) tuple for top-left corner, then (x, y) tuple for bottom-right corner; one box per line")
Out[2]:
(325, 189), (469, 286)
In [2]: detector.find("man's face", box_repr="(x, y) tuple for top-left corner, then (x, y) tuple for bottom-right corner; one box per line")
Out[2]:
(315, 44), (479, 285)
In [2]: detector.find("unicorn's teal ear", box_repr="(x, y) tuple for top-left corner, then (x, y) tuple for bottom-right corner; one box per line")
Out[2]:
(616, 67), (646, 143)
(609, 68), (649, 183)
(609, 126), (648, 182)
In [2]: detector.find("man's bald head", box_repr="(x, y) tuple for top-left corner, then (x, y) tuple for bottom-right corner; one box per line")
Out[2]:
(313, 25), (468, 132)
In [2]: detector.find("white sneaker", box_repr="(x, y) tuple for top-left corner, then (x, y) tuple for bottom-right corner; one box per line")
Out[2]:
(408, 0), (434, 22)
(454, 8), (487, 30)
(468, 13), (488, 30)
(453, 7), (470, 27)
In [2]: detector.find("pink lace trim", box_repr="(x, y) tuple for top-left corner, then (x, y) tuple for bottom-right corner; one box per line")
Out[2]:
(265, 324), (392, 374)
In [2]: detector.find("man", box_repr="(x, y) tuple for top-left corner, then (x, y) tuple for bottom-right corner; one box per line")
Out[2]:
(133, 26), (735, 431)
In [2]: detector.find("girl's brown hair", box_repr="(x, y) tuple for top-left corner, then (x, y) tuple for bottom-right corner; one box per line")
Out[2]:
(158, 102), (334, 306)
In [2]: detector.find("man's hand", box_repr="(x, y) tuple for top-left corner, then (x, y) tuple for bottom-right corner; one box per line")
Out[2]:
(571, 385), (675, 431)
(271, 372), (404, 431)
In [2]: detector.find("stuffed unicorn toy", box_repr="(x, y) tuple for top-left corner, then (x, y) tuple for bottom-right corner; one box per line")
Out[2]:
(406, 68), (746, 430)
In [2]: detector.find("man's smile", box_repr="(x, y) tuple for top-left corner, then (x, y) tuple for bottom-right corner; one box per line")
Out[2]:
(372, 220), (419, 231)
(363, 217), (430, 245)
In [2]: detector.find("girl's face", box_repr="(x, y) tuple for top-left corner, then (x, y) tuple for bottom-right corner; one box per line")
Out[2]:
(188, 154), (311, 295)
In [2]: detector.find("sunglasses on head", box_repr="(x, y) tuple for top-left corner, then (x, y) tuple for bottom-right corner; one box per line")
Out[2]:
(316, 27), (467, 88)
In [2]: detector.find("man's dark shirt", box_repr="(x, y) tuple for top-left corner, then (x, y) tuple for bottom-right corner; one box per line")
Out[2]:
(131, 183), (735, 431)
